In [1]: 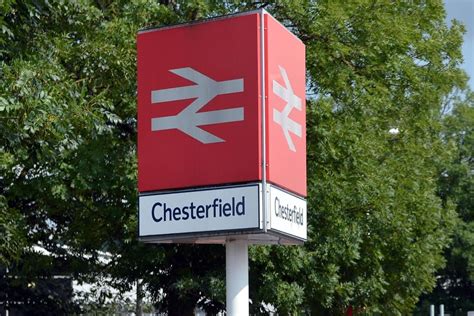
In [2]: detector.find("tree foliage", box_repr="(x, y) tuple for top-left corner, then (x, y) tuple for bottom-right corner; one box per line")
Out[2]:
(0, 0), (469, 315)
(416, 92), (474, 315)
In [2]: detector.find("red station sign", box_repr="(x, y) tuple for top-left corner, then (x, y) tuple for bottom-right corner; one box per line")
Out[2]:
(265, 15), (306, 197)
(137, 10), (306, 198)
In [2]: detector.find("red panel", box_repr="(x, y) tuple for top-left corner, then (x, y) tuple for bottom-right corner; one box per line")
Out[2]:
(265, 14), (307, 197)
(137, 14), (262, 192)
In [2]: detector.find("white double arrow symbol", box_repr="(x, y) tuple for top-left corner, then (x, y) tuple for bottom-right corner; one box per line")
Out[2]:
(151, 67), (244, 144)
(272, 66), (302, 152)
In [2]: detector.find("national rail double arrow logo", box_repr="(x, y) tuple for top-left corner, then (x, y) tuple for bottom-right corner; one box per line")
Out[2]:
(150, 67), (244, 144)
(272, 66), (302, 152)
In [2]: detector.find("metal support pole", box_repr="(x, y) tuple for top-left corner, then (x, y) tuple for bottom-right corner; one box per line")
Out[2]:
(5, 267), (9, 316)
(440, 304), (444, 316)
(226, 239), (249, 316)
(430, 304), (435, 316)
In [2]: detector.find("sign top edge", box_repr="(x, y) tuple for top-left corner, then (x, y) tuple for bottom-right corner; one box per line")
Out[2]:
(263, 10), (304, 44)
(137, 8), (304, 45)
(138, 8), (267, 35)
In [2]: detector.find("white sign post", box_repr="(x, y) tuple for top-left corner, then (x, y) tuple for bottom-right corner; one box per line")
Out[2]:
(226, 239), (249, 315)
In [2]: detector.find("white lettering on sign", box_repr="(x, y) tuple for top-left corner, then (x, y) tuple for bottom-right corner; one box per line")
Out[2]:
(272, 66), (302, 152)
(268, 185), (307, 240)
(151, 67), (244, 144)
(139, 184), (260, 237)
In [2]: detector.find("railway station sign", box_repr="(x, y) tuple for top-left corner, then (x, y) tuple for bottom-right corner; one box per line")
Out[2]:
(137, 10), (307, 244)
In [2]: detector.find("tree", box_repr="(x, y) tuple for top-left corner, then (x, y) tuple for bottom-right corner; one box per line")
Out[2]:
(0, 0), (468, 315)
(0, 198), (24, 266)
(0, 0), (154, 312)
(415, 91), (474, 315)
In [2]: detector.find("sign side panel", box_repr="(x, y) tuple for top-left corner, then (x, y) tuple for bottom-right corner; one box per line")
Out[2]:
(268, 184), (307, 240)
(264, 14), (307, 197)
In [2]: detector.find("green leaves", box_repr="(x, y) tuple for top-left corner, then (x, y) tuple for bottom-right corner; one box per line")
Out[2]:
(415, 92), (474, 314)
(0, 196), (25, 265)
